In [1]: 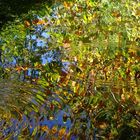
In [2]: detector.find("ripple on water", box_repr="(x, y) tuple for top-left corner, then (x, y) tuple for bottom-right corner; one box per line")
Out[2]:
(1, 79), (139, 139)
(0, 79), (73, 139)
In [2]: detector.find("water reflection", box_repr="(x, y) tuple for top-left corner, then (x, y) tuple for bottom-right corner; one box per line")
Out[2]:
(0, 79), (74, 139)
(0, 79), (139, 139)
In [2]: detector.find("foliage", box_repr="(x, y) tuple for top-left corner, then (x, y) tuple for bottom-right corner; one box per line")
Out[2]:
(0, 0), (53, 29)
(0, 0), (140, 139)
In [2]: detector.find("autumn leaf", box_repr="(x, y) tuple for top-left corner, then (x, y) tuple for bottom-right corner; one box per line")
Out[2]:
(63, 2), (70, 9)
(37, 20), (46, 25)
(58, 127), (66, 138)
(63, 42), (71, 49)
(40, 125), (49, 132)
(112, 11), (121, 17)
(32, 19), (39, 24)
(24, 20), (30, 28)
(98, 122), (107, 129)
(32, 19), (46, 25)
(51, 126), (58, 134)
(62, 39), (71, 49)
(121, 93), (125, 102)
(136, 9), (140, 16)
(16, 66), (23, 73)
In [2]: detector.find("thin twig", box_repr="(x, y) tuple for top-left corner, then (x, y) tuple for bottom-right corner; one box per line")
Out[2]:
(110, 89), (125, 108)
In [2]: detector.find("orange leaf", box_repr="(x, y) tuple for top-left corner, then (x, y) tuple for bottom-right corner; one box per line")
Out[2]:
(63, 2), (70, 8)
(37, 20), (46, 25)
(40, 125), (49, 132)
(58, 128), (66, 137)
(16, 66), (22, 73)
(32, 19), (39, 24)
(24, 20), (30, 28)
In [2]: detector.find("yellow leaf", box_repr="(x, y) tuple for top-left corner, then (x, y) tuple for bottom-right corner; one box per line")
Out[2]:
(49, 116), (54, 120)
(99, 122), (107, 129)
(51, 126), (57, 134)
(37, 20), (45, 25)
(40, 125), (49, 132)
(136, 9), (140, 16)
(58, 128), (66, 137)
(72, 81), (76, 87)
(116, 17), (121, 22)
(121, 94), (125, 101)
(93, 13), (98, 18)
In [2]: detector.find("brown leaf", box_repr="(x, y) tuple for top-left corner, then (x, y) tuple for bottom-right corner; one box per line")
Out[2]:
(24, 20), (30, 28)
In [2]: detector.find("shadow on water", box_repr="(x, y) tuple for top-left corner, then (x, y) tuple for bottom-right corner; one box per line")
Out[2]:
(0, 79), (139, 139)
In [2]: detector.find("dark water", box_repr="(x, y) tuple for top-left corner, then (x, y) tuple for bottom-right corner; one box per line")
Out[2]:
(0, 79), (139, 139)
